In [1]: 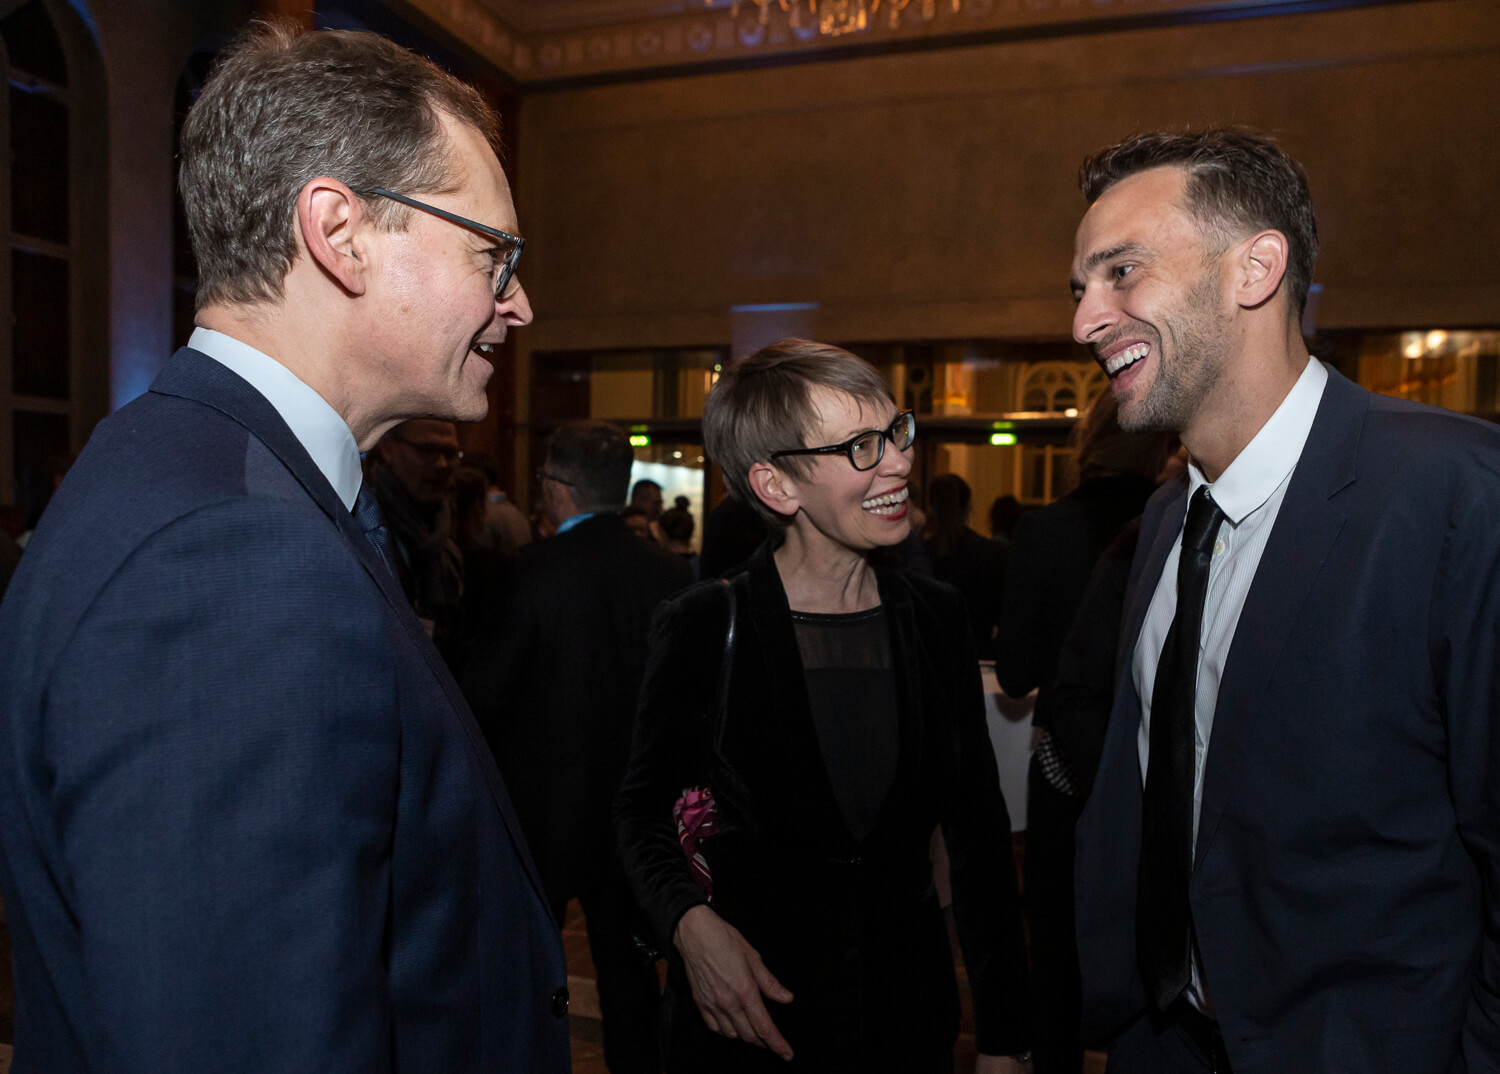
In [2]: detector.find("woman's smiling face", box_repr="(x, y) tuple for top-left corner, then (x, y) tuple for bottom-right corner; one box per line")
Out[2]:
(779, 386), (913, 553)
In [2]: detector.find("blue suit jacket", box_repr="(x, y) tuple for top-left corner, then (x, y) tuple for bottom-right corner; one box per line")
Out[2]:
(0, 349), (570, 1073)
(1075, 368), (1500, 1072)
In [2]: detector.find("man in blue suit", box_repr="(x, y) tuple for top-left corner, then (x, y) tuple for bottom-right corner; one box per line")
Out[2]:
(0, 25), (569, 1073)
(1070, 129), (1500, 1072)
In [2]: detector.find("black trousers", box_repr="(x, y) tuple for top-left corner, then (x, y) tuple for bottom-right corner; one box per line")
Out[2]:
(554, 866), (663, 1074)
(1025, 754), (1086, 1074)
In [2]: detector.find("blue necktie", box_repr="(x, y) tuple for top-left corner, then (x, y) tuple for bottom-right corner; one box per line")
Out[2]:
(353, 483), (395, 578)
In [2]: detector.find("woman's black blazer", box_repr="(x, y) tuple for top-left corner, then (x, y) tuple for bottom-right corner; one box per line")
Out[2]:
(614, 540), (1032, 1064)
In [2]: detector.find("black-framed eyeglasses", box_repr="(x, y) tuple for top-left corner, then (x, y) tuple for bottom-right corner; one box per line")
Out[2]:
(535, 469), (576, 488)
(770, 410), (916, 472)
(357, 187), (525, 300)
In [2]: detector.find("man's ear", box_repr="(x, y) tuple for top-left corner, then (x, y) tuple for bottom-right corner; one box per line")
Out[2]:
(296, 178), (369, 296)
(1235, 229), (1290, 311)
(748, 462), (798, 519)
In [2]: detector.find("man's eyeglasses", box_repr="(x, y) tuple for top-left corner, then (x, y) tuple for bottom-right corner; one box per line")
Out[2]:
(535, 469), (576, 488)
(770, 410), (916, 472)
(356, 187), (525, 300)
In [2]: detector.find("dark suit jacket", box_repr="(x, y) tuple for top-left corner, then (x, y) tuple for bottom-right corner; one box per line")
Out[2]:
(994, 474), (1156, 710)
(697, 494), (768, 580)
(0, 348), (569, 1074)
(1044, 520), (1140, 797)
(614, 542), (1032, 1065)
(1075, 368), (1500, 1072)
(462, 512), (693, 906)
(928, 525), (1007, 660)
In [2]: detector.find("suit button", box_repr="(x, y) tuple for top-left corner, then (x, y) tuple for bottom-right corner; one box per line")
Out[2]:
(552, 985), (570, 1017)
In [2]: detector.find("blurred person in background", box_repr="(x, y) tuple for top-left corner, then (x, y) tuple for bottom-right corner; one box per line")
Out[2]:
(925, 473), (1006, 660)
(464, 420), (693, 1074)
(994, 391), (1170, 1074)
(621, 504), (653, 539)
(632, 477), (665, 521)
(632, 478), (666, 542)
(660, 495), (700, 578)
(449, 465), (509, 647)
(371, 418), (466, 663)
(462, 449), (532, 558)
(987, 494), (1024, 547)
(698, 493), (768, 579)
(616, 339), (1033, 1073)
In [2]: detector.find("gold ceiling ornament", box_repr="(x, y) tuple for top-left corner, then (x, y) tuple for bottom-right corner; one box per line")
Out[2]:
(712, 0), (964, 36)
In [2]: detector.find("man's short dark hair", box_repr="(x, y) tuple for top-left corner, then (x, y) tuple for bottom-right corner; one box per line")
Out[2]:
(546, 421), (634, 513)
(1080, 128), (1319, 316)
(179, 23), (500, 310)
(630, 479), (661, 503)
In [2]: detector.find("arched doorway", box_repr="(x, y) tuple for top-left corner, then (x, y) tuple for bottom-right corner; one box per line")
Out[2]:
(0, 0), (106, 530)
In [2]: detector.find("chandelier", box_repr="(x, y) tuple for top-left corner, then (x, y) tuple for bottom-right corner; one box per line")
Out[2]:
(708, 0), (965, 37)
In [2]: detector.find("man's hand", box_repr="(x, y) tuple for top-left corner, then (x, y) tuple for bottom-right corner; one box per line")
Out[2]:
(976, 1054), (1033, 1074)
(673, 904), (795, 1061)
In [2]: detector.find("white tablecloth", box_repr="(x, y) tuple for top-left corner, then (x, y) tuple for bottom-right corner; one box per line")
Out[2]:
(981, 665), (1036, 833)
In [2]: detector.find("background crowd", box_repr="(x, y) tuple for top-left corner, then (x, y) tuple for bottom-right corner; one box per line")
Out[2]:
(3, 18), (1498, 1074)
(252, 374), (1163, 1074)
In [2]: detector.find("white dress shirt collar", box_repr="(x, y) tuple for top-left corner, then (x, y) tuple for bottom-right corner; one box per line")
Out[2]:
(1187, 357), (1329, 525)
(189, 327), (363, 512)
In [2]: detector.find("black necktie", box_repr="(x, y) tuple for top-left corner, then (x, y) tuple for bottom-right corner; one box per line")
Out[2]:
(1138, 485), (1226, 1011)
(353, 483), (396, 578)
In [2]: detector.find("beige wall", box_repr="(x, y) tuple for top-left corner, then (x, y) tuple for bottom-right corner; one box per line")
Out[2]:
(516, 0), (1500, 362)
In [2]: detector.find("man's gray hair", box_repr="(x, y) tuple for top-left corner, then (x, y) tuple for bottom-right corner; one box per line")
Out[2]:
(179, 22), (500, 310)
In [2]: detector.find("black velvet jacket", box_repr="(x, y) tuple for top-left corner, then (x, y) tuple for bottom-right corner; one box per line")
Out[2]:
(614, 541), (1032, 1064)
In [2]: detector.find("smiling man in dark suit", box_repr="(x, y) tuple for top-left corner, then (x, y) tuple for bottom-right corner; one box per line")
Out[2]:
(0, 25), (568, 1074)
(1070, 129), (1500, 1072)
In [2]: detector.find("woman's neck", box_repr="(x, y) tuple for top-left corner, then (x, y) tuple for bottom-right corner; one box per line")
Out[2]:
(774, 524), (881, 614)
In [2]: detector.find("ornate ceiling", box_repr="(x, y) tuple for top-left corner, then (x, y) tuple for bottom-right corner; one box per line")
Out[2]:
(478, 1), (706, 36)
(405, 0), (1336, 85)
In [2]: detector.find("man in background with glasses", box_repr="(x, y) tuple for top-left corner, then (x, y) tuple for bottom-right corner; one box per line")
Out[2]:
(0, 24), (567, 1074)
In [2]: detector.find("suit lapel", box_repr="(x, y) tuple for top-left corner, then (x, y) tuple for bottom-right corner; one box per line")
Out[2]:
(149, 348), (553, 908)
(1193, 370), (1364, 868)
